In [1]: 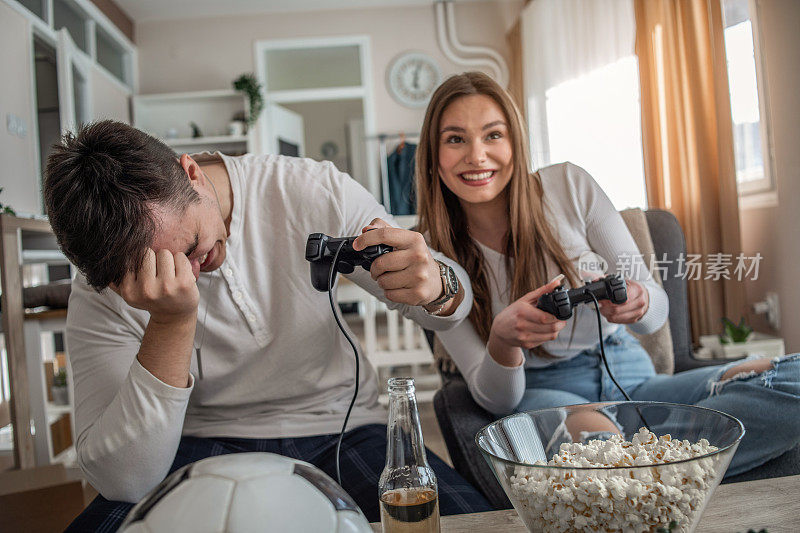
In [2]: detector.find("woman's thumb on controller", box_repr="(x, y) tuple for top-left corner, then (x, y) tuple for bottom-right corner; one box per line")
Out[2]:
(526, 274), (565, 301)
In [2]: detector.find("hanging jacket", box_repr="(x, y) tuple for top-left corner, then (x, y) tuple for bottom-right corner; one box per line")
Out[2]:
(387, 142), (417, 215)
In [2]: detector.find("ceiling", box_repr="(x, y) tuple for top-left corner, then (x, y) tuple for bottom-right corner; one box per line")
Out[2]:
(115, 0), (444, 22)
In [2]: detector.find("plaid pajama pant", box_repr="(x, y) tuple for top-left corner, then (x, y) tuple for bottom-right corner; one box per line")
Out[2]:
(65, 424), (492, 531)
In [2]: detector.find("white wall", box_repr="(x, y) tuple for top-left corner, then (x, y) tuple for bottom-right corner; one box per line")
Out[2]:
(134, 1), (522, 136)
(739, 0), (800, 351)
(0, 2), (41, 215)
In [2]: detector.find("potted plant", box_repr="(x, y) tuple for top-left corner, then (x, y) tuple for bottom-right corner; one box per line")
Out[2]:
(52, 368), (69, 405)
(0, 187), (16, 215)
(719, 317), (753, 344)
(699, 317), (785, 359)
(232, 73), (264, 128)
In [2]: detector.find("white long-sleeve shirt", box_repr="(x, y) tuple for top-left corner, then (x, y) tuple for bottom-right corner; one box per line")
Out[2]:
(66, 153), (474, 502)
(436, 162), (668, 416)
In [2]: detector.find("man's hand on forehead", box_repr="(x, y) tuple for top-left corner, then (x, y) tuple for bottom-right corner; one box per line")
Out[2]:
(109, 248), (200, 324)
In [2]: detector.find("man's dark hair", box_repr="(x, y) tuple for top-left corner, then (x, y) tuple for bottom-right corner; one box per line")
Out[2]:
(44, 120), (199, 290)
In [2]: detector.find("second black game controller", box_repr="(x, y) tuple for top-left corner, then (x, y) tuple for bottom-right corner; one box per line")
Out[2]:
(536, 274), (627, 320)
(305, 233), (393, 291)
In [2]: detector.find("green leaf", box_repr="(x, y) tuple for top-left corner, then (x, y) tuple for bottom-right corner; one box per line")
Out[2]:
(720, 316), (752, 343)
(232, 73), (264, 127)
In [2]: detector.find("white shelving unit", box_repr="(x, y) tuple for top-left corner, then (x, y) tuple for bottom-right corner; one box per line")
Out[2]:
(133, 89), (255, 155)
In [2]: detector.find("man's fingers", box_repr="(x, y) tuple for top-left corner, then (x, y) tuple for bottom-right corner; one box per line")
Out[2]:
(369, 248), (428, 278)
(173, 252), (194, 283)
(374, 269), (413, 290)
(155, 249), (176, 282)
(353, 226), (422, 251)
(361, 218), (391, 233)
(138, 248), (157, 281)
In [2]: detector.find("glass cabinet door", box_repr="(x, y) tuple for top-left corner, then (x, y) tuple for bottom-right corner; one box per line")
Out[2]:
(56, 28), (91, 133)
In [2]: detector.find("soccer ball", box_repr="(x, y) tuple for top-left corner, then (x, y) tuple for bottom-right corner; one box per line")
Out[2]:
(119, 452), (372, 533)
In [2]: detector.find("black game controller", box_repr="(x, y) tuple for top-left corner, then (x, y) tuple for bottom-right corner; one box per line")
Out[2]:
(536, 274), (627, 320)
(305, 233), (393, 292)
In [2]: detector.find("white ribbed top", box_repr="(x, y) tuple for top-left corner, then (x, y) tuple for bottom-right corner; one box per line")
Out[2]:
(436, 162), (668, 415)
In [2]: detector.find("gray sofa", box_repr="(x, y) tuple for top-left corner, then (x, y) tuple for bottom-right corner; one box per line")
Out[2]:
(429, 208), (800, 510)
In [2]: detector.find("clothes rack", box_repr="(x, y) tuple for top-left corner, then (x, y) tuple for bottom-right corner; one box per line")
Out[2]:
(367, 132), (420, 210)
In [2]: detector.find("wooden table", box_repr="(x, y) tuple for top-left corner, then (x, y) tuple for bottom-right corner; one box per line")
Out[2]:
(371, 474), (800, 532)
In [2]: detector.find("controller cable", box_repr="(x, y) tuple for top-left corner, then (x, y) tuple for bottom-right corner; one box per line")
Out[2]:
(585, 290), (652, 432)
(326, 241), (360, 487)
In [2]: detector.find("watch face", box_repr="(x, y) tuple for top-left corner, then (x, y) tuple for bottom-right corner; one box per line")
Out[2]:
(445, 265), (459, 294)
(387, 52), (442, 108)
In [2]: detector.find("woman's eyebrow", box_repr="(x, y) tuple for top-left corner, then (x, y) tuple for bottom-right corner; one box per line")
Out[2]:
(184, 233), (199, 257)
(482, 120), (506, 130)
(440, 125), (465, 134)
(439, 121), (507, 134)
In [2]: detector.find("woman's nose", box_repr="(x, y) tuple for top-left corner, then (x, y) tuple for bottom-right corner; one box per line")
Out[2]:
(465, 141), (487, 165)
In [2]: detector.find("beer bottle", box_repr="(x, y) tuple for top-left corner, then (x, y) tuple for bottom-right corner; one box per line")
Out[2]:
(379, 377), (440, 533)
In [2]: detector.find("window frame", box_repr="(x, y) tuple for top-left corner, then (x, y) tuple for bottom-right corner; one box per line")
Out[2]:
(729, 0), (777, 202)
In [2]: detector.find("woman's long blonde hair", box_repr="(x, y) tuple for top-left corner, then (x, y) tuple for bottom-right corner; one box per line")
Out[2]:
(416, 72), (578, 343)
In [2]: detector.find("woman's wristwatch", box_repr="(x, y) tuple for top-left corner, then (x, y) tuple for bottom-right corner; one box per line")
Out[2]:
(423, 260), (460, 315)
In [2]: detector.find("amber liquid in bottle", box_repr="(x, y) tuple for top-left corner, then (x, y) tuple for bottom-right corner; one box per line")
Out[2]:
(378, 378), (440, 533)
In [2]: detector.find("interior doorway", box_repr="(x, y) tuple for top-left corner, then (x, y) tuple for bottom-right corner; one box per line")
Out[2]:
(33, 37), (61, 210)
(254, 36), (378, 198)
(282, 99), (363, 177)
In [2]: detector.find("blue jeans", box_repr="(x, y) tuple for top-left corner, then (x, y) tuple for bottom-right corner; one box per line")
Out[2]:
(517, 329), (800, 476)
(65, 424), (491, 532)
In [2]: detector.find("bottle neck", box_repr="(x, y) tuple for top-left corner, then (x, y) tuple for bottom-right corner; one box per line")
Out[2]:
(385, 378), (429, 469)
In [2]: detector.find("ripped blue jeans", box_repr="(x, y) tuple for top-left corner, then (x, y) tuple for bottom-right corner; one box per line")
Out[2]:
(517, 328), (800, 476)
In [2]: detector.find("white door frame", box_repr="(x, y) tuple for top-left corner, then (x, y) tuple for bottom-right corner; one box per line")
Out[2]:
(253, 35), (379, 199)
(56, 28), (93, 134)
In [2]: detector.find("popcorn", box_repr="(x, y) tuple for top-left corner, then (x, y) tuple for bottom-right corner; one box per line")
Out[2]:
(507, 428), (720, 532)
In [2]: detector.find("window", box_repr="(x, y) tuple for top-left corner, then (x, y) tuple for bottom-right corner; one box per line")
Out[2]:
(15, 0), (44, 19)
(264, 45), (362, 91)
(96, 25), (127, 84)
(721, 0), (773, 195)
(521, 0), (646, 211)
(545, 56), (647, 210)
(53, 0), (89, 53)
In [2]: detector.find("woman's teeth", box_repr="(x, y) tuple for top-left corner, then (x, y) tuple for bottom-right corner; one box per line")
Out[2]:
(200, 252), (208, 265)
(461, 171), (494, 181)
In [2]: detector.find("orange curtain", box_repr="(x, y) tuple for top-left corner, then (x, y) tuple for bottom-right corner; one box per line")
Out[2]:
(635, 0), (746, 342)
(506, 19), (526, 116)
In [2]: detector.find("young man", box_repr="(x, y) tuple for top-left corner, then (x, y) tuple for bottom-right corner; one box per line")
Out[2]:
(46, 121), (490, 530)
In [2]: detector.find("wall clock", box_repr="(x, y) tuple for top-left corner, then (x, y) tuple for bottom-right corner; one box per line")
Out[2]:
(386, 52), (442, 108)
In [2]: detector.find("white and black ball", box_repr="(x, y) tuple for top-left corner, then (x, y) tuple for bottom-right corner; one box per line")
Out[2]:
(119, 452), (372, 533)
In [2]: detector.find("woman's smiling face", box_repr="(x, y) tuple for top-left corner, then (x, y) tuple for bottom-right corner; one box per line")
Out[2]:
(437, 94), (514, 208)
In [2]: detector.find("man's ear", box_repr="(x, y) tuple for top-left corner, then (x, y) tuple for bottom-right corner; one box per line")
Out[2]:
(179, 154), (202, 186)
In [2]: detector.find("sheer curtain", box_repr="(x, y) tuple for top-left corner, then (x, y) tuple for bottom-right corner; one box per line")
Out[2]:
(521, 0), (646, 210)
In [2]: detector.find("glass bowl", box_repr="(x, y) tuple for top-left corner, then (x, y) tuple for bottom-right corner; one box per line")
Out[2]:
(476, 402), (744, 533)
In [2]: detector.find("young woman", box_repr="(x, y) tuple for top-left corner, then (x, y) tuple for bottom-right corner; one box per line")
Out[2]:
(416, 71), (800, 477)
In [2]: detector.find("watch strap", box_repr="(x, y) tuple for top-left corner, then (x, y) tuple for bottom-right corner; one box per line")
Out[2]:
(426, 260), (456, 309)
